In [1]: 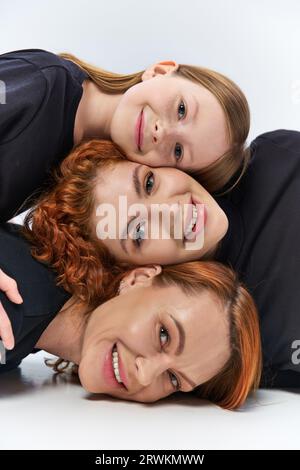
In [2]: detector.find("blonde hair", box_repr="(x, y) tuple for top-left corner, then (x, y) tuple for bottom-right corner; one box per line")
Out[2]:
(59, 52), (250, 193)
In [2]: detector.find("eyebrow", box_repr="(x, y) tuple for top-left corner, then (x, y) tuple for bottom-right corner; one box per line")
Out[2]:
(187, 95), (199, 166)
(133, 164), (143, 197)
(192, 94), (199, 121)
(169, 314), (197, 389)
(120, 164), (143, 254)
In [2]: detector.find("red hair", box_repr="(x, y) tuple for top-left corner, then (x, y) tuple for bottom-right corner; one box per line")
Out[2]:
(153, 261), (262, 410)
(46, 260), (262, 411)
(22, 139), (127, 308)
(22, 138), (262, 409)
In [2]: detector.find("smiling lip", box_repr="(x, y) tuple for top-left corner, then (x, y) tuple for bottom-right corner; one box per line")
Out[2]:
(116, 344), (129, 390)
(183, 196), (207, 242)
(184, 196), (194, 235)
(103, 343), (126, 390)
(135, 110), (144, 151)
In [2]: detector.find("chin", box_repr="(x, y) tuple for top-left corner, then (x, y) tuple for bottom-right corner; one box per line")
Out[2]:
(78, 367), (100, 394)
(81, 379), (101, 394)
(211, 210), (228, 245)
(220, 213), (229, 238)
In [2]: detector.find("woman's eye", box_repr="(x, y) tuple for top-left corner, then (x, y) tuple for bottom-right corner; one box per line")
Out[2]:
(159, 325), (170, 347)
(169, 372), (179, 390)
(159, 326), (180, 391)
(134, 221), (146, 247)
(145, 172), (155, 195)
(174, 143), (183, 162)
(178, 100), (186, 120)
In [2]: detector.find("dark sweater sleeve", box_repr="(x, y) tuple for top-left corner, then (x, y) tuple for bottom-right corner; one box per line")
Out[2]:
(262, 369), (300, 389)
(0, 49), (87, 222)
(216, 129), (300, 387)
(0, 49), (47, 144)
(0, 359), (22, 374)
(251, 129), (300, 156)
(0, 222), (71, 373)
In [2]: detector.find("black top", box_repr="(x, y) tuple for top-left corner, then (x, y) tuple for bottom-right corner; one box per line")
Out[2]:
(0, 223), (71, 374)
(0, 49), (88, 222)
(215, 129), (300, 388)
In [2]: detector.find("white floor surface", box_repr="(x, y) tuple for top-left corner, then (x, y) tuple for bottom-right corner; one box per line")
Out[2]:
(0, 351), (299, 450)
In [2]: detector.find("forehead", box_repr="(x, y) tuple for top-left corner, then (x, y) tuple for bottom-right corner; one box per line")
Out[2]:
(158, 286), (230, 377)
(145, 74), (224, 126)
(94, 161), (137, 198)
(149, 73), (199, 93)
(156, 284), (225, 327)
(172, 288), (226, 331)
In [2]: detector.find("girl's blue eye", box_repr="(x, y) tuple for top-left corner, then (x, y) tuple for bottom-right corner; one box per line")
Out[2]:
(145, 172), (155, 194)
(159, 325), (180, 391)
(174, 100), (186, 163)
(178, 100), (186, 120)
(134, 222), (146, 247)
(174, 143), (183, 161)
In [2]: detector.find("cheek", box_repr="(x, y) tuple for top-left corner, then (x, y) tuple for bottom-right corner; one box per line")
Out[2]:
(164, 170), (191, 192)
(149, 237), (208, 264)
(137, 150), (170, 167)
(78, 336), (107, 394)
(212, 204), (228, 241)
(128, 384), (172, 404)
(101, 239), (124, 263)
(123, 79), (168, 113)
(138, 240), (180, 265)
(78, 355), (100, 394)
(129, 80), (145, 96)
(207, 113), (230, 154)
(120, 80), (150, 107)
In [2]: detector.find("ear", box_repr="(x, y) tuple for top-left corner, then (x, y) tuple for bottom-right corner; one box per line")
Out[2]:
(141, 60), (179, 81)
(118, 265), (162, 295)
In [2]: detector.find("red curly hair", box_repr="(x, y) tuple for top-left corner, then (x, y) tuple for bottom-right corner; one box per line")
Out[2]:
(22, 139), (129, 308)
(20, 140), (262, 410)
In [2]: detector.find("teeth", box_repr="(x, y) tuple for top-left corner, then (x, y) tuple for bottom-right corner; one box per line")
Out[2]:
(184, 205), (198, 237)
(112, 346), (123, 384)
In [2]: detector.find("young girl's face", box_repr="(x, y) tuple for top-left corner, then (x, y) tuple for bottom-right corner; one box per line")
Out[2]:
(110, 69), (231, 173)
(92, 161), (228, 265)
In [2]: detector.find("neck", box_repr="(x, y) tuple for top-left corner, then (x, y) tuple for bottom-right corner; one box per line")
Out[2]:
(74, 79), (122, 144)
(35, 297), (91, 364)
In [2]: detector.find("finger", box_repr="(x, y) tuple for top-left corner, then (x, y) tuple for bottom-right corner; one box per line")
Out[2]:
(0, 301), (15, 350)
(0, 269), (23, 304)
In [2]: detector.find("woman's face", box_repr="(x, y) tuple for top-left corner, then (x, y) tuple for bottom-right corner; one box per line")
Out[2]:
(78, 266), (231, 403)
(93, 161), (228, 265)
(110, 63), (230, 173)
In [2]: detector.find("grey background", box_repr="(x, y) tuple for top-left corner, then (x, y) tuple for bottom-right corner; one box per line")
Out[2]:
(0, 0), (299, 142)
(0, 0), (300, 449)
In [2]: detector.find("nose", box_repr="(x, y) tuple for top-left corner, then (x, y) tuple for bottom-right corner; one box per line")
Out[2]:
(146, 199), (182, 241)
(135, 354), (170, 387)
(152, 120), (173, 147)
(148, 193), (191, 241)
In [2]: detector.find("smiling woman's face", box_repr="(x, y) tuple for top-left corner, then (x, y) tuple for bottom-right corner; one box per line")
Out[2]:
(92, 160), (228, 265)
(78, 267), (231, 403)
(110, 70), (231, 173)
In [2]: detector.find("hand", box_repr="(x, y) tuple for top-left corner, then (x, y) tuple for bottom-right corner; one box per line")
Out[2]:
(0, 268), (23, 350)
